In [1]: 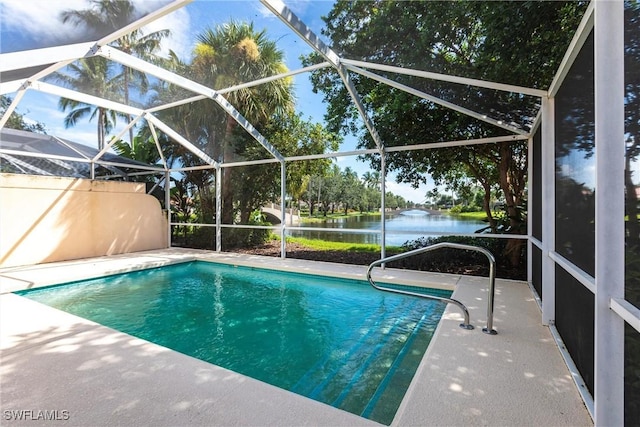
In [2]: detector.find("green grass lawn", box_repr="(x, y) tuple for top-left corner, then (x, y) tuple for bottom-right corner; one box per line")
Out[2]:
(276, 235), (401, 252)
(449, 211), (491, 221)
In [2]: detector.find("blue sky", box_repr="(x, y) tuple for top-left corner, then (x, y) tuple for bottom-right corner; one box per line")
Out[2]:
(0, 0), (431, 203)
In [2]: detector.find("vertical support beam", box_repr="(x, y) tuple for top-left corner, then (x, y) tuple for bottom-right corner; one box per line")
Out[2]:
(380, 152), (387, 261)
(527, 136), (533, 285)
(165, 170), (171, 248)
(215, 165), (222, 252)
(541, 96), (556, 326)
(280, 161), (287, 259)
(594, 1), (625, 424)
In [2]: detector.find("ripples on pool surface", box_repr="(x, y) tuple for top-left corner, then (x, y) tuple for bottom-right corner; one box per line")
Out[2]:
(19, 261), (450, 425)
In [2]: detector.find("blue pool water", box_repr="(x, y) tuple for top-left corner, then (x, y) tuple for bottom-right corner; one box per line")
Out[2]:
(18, 261), (450, 425)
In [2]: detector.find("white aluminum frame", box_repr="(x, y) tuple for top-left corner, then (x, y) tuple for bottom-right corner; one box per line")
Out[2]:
(535, 1), (636, 424)
(1, 1), (637, 423)
(540, 96), (556, 327)
(344, 64), (530, 136)
(593, 1), (625, 424)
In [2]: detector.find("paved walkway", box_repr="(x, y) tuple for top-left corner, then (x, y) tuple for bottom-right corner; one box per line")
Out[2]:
(0, 249), (593, 426)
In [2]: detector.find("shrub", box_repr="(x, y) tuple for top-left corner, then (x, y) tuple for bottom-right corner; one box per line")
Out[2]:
(396, 235), (526, 280)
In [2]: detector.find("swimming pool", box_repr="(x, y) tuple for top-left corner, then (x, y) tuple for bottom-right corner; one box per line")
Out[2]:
(18, 261), (450, 425)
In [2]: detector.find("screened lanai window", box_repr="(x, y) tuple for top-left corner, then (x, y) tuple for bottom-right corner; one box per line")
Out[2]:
(624, 1), (640, 424)
(531, 126), (542, 298)
(554, 30), (595, 396)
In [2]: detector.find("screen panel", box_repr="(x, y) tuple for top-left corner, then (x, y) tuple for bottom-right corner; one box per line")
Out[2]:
(553, 26), (596, 401)
(532, 125), (542, 241)
(531, 244), (542, 299)
(554, 31), (595, 277)
(555, 265), (595, 394)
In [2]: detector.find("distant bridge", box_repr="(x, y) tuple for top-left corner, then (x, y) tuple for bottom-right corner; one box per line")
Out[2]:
(260, 207), (300, 224)
(394, 207), (443, 215)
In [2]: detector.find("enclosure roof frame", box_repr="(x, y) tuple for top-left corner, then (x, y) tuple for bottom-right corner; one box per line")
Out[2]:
(0, 0), (557, 177)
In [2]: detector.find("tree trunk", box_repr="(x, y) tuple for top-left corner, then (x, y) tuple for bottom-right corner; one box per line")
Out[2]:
(124, 71), (134, 146)
(222, 118), (235, 224)
(463, 157), (497, 231)
(481, 181), (497, 232)
(97, 109), (105, 151)
(497, 142), (524, 267)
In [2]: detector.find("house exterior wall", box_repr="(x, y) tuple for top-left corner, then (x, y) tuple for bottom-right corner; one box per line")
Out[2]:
(0, 173), (168, 268)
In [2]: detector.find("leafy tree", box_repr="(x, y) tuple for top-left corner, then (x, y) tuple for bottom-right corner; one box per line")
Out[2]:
(337, 167), (362, 215)
(0, 95), (47, 133)
(170, 177), (196, 241)
(361, 186), (381, 212)
(265, 112), (341, 220)
(307, 165), (342, 216)
(304, 0), (586, 265)
(111, 133), (161, 165)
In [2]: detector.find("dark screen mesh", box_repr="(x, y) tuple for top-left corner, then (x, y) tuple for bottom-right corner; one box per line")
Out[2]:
(532, 244), (542, 298)
(625, 2), (640, 425)
(555, 31), (595, 277)
(625, 324), (640, 426)
(555, 265), (594, 394)
(553, 29), (595, 397)
(532, 126), (542, 241)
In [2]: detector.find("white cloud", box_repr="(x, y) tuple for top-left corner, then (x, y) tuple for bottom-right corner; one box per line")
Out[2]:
(1, 0), (192, 58)
(1, 0), (89, 45)
(141, 5), (192, 59)
(251, 2), (275, 19)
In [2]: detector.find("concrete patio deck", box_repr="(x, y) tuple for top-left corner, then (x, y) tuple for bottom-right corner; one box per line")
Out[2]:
(0, 248), (593, 426)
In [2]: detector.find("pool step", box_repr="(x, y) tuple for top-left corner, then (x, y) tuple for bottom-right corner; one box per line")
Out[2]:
(360, 309), (439, 423)
(290, 298), (440, 424)
(289, 303), (393, 396)
(335, 304), (439, 423)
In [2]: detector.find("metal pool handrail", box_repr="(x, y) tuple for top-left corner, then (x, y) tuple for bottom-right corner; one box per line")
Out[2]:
(366, 242), (497, 335)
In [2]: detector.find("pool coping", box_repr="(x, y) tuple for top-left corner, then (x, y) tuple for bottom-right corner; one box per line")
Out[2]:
(0, 248), (460, 295)
(0, 248), (593, 426)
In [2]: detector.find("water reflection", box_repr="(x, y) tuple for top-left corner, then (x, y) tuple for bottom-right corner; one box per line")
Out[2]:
(287, 210), (486, 246)
(554, 30), (595, 276)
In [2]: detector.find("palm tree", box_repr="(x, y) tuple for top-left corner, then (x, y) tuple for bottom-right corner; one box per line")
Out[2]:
(362, 170), (382, 190)
(60, 0), (170, 144)
(191, 21), (295, 224)
(60, 0), (135, 38)
(53, 57), (124, 150)
(109, 28), (170, 144)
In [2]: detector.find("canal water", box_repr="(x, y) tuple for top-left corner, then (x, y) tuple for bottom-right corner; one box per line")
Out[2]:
(287, 209), (486, 247)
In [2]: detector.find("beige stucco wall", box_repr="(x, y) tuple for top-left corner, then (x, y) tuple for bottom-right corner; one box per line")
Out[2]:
(0, 173), (168, 268)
